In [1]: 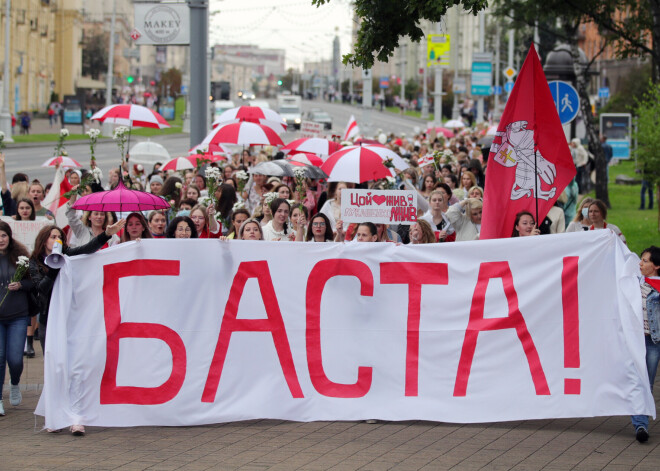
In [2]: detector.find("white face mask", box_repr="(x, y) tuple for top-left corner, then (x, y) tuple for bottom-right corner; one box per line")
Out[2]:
(582, 207), (589, 218)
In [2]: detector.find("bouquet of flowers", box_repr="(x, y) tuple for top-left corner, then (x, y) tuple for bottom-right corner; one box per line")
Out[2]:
(293, 167), (307, 212)
(205, 166), (223, 208)
(235, 170), (249, 193)
(382, 157), (395, 169)
(263, 192), (278, 206)
(0, 256), (30, 309)
(55, 128), (69, 157)
(385, 176), (396, 189)
(432, 149), (454, 170)
(0, 131), (5, 150)
(113, 126), (130, 162)
(64, 167), (103, 198)
(232, 201), (246, 211)
(87, 128), (101, 162)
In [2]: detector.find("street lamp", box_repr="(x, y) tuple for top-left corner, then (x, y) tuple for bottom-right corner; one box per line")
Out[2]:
(0, 0), (14, 142)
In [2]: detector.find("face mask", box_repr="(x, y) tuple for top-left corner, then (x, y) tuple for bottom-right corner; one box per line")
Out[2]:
(581, 207), (589, 218)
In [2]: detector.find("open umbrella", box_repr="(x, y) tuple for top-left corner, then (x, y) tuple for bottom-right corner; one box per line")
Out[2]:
(286, 152), (324, 167)
(71, 180), (170, 212)
(129, 140), (171, 166)
(285, 160), (328, 179)
(91, 104), (170, 129)
(281, 138), (342, 156)
(249, 160), (327, 179)
(201, 121), (284, 147)
(426, 127), (454, 138)
(42, 156), (82, 168)
(321, 146), (396, 183)
(188, 142), (233, 155)
(212, 106), (287, 134)
(444, 119), (466, 129)
(358, 145), (409, 171)
(162, 157), (195, 172)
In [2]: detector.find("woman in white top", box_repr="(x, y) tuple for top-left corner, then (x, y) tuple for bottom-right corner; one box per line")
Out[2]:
(66, 190), (120, 247)
(446, 198), (482, 241)
(419, 190), (454, 242)
(262, 198), (295, 241)
(565, 197), (594, 232)
(319, 181), (348, 233)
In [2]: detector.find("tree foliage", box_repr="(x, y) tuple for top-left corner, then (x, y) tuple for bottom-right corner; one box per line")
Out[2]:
(82, 32), (109, 80)
(311, 0), (488, 69)
(158, 68), (182, 98)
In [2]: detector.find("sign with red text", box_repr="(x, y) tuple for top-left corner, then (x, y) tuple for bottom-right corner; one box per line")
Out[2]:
(300, 121), (323, 138)
(341, 189), (418, 225)
(1, 216), (51, 251)
(36, 231), (654, 429)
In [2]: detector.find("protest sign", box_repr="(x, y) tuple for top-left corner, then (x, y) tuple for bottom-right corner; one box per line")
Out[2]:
(36, 231), (654, 429)
(300, 121), (323, 138)
(340, 189), (418, 225)
(0, 217), (52, 251)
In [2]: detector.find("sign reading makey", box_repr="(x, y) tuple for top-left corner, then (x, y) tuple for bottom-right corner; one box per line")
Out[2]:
(341, 189), (417, 225)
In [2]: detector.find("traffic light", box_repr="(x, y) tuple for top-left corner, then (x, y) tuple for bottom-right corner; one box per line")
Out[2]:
(127, 75), (134, 84)
(277, 80), (283, 86)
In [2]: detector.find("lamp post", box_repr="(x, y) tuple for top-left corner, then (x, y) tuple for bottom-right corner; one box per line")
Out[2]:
(0, 0), (14, 142)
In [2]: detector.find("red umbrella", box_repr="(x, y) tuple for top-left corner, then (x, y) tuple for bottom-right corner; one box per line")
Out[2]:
(201, 121), (284, 147)
(426, 126), (454, 138)
(42, 156), (82, 168)
(353, 138), (387, 147)
(281, 138), (342, 156)
(286, 152), (324, 167)
(71, 180), (170, 212)
(321, 146), (396, 183)
(91, 104), (170, 129)
(188, 142), (232, 155)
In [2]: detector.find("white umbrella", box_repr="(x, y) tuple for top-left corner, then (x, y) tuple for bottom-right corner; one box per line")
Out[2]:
(129, 140), (171, 166)
(444, 119), (466, 129)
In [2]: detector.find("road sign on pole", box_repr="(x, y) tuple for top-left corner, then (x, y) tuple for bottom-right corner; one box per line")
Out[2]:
(471, 53), (493, 96)
(427, 34), (450, 67)
(503, 67), (517, 80)
(504, 81), (514, 93)
(548, 81), (580, 124)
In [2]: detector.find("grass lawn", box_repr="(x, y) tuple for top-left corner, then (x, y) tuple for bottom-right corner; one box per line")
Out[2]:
(384, 106), (441, 121)
(594, 159), (658, 255)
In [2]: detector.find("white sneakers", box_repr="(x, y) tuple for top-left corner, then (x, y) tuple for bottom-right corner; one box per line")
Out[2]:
(0, 400), (4, 416)
(9, 385), (22, 406)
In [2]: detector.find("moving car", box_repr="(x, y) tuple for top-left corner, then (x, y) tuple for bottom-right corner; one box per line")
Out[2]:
(305, 109), (333, 130)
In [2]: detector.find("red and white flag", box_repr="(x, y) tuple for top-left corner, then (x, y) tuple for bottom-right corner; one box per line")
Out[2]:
(480, 45), (576, 239)
(342, 115), (360, 141)
(42, 165), (73, 228)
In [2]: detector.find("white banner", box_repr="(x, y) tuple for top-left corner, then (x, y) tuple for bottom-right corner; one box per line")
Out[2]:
(134, 3), (190, 46)
(340, 189), (418, 225)
(1, 216), (51, 251)
(36, 231), (654, 429)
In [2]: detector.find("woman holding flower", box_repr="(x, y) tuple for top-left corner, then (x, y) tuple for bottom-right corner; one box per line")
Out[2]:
(215, 184), (238, 235)
(0, 221), (32, 416)
(190, 205), (220, 239)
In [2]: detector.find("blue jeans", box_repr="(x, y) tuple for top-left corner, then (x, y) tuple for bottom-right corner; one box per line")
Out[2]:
(631, 335), (660, 430)
(0, 316), (29, 400)
(640, 180), (654, 209)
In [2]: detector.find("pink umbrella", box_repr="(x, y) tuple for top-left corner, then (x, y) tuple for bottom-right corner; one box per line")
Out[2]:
(286, 152), (324, 167)
(201, 121), (284, 147)
(281, 138), (342, 156)
(42, 156), (82, 168)
(71, 180), (170, 212)
(321, 146), (396, 183)
(162, 157), (195, 172)
(91, 104), (170, 129)
(426, 127), (454, 138)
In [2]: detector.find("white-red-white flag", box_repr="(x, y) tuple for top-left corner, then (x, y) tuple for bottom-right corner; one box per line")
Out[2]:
(343, 115), (360, 141)
(42, 165), (73, 228)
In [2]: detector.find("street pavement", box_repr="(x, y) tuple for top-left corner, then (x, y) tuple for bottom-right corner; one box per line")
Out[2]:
(2, 348), (659, 470)
(2, 105), (660, 470)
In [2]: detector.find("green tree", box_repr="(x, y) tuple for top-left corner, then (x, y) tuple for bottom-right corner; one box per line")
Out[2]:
(82, 32), (108, 80)
(632, 82), (660, 231)
(600, 63), (652, 113)
(158, 68), (182, 98)
(312, 0), (488, 68)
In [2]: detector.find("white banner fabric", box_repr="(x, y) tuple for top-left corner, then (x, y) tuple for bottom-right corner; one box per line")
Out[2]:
(35, 231), (654, 429)
(1, 216), (52, 251)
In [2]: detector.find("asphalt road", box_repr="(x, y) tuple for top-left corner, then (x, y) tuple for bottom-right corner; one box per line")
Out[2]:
(2, 100), (427, 184)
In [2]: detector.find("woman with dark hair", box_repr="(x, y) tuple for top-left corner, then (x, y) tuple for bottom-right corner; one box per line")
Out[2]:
(148, 211), (167, 238)
(29, 219), (124, 433)
(189, 204), (220, 238)
(263, 198), (294, 241)
(12, 198), (35, 221)
(120, 213), (153, 242)
(305, 213), (334, 242)
(215, 183), (238, 235)
(226, 208), (250, 239)
(420, 173), (437, 200)
(185, 184), (201, 202)
(511, 211), (540, 237)
(0, 220), (32, 416)
(166, 216), (198, 239)
(355, 222), (378, 242)
(588, 199), (626, 242)
(274, 183), (292, 200)
(158, 176), (184, 212)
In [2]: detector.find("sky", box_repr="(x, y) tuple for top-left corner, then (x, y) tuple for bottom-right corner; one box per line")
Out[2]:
(209, 0), (355, 69)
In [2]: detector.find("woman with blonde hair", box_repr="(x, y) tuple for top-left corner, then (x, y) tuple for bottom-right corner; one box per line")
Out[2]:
(446, 197), (482, 241)
(409, 219), (437, 244)
(66, 191), (120, 248)
(565, 196), (594, 232)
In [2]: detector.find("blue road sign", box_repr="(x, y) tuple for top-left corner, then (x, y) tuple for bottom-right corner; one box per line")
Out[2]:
(493, 85), (502, 95)
(598, 87), (609, 99)
(180, 84), (189, 95)
(504, 81), (514, 93)
(548, 81), (580, 124)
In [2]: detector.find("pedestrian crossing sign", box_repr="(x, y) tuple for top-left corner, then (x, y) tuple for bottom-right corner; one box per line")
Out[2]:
(427, 34), (450, 67)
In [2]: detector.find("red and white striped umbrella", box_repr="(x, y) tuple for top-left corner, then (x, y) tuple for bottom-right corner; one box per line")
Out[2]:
(213, 117), (286, 134)
(162, 157), (195, 171)
(213, 106), (286, 127)
(281, 138), (342, 156)
(91, 104), (170, 129)
(359, 145), (409, 171)
(201, 121), (284, 147)
(286, 152), (324, 167)
(186, 153), (227, 166)
(321, 146), (397, 183)
(42, 156), (82, 168)
(188, 142), (233, 155)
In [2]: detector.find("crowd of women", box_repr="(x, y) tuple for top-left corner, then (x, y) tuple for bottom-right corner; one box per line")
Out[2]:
(0, 126), (653, 440)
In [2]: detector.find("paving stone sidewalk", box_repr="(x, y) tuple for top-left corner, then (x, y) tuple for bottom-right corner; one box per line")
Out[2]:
(2, 348), (659, 470)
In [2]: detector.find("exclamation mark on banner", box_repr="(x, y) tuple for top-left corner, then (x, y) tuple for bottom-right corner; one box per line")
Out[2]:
(561, 256), (581, 395)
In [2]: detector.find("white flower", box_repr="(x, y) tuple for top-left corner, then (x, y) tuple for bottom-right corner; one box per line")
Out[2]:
(442, 149), (454, 159)
(91, 167), (103, 183)
(385, 176), (395, 184)
(232, 201), (245, 211)
(198, 195), (212, 207)
(287, 199), (296, 206)
(196, 145), (208, 154)
(87, 128), (101, 139)
(113, 126), (130, 140)
(0, 131), (5, 140)
(175, 182), (183, 189)
(264, 192), (278, 205)
(235, 170), (249, 181)
(60, 129), (69, 137)
(293, 167), (307, 179)
(205, 167), (222, 181)
(17, 256), (30, 267)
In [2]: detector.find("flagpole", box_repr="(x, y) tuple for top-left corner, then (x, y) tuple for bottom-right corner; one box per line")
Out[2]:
(534, 150), (539, 225)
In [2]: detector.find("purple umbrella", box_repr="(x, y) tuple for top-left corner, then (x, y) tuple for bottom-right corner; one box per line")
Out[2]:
(71, 180), (170, 212)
